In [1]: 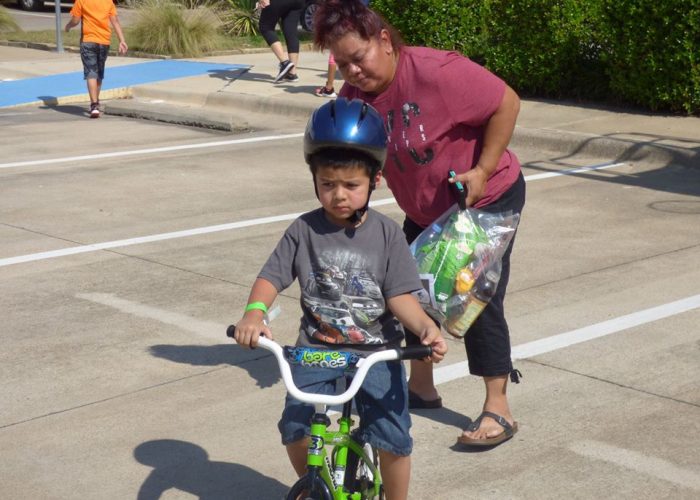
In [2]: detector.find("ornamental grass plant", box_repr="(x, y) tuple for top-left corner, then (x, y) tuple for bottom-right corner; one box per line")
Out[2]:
(129, 0), (228, 57)
(0, 6), (20, 33)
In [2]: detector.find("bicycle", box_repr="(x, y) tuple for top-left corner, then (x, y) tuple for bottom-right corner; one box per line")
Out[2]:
(226, 326), (432, 500)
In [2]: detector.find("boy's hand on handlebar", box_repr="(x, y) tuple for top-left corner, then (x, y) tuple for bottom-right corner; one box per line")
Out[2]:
(233, 316), (272, 348)
(419, 324), (447, 363)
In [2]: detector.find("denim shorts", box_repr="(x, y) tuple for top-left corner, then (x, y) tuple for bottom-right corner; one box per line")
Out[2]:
(278, 360), (413, 456)
(80, 42), (110, 81)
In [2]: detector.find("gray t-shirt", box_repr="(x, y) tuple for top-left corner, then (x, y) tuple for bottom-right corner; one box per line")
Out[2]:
(259, 208), (422, 350)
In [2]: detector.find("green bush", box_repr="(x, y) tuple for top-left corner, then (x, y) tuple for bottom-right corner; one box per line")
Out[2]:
(482, 0), (608, 100)
(371, 0), (487, 59)
(600, 0), (700, 113)
(130, 0), (226, 57)
(220, 0), (260, 37)
(372, 0), (699, 114)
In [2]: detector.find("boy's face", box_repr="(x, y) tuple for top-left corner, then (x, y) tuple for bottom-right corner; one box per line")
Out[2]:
(315, 164), (381, 227)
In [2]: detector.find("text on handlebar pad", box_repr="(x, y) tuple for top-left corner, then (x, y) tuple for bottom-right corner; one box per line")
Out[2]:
(284, 346), (360, 370)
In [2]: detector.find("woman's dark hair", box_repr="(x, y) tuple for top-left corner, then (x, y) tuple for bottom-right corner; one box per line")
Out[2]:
(313, 0), (403, 51)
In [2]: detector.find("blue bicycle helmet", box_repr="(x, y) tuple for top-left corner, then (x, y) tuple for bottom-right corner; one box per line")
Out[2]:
(304, 98), (387, 224)
(304, 97), (387, 170)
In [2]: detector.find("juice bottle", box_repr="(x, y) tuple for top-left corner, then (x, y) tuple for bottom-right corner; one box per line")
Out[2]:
(445, 265), (500, 338)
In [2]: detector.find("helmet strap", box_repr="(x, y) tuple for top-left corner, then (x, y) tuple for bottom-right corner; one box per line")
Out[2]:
(348, 180), (376, 225)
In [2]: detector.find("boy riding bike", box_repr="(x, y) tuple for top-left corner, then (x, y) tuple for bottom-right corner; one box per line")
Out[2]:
(233, 97), (447, 500)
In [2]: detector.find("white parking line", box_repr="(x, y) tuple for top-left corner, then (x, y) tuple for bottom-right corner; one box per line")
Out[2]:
(434, 294), (700, 384)
(0, 133), (304, 170)
(0, 162), (625, 268)
(77, 292), (700, 384)
(570, 440), (700, 491)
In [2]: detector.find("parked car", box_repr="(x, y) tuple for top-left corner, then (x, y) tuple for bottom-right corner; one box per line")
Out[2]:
(17, 0), (51, 10)
(300, 0), (317, 32)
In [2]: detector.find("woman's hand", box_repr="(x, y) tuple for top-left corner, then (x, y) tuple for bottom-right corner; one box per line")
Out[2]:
(450, 166), (489, 207)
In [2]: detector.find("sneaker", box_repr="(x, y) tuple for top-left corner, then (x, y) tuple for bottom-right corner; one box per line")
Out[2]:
(273, 60), (294, 83)
(284, 72), (299, 82)
(89, 102), (100, 119)
(314, 86), (337, 98)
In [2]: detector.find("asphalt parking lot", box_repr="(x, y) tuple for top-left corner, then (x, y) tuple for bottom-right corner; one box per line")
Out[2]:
(1, 101), (699, 499)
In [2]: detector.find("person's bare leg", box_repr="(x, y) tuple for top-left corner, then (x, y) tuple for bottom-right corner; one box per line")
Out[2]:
(269, 40), (288, 63)
(378, 450), (410, 500)
(96, 80), (102, 104)
(286, 438), (309, 477)
(460, 375), (514, 440)
(87, 78), (99, 104)
(324, 62), (336, 91)
(407, 360), (439, 401)
(287, 52), (299, 75)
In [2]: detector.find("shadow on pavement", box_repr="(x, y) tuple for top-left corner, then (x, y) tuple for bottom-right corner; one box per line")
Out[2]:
(411, 406), (473, 432)
(524, 133), (700, 200)
(38, 101), (88, 117)
(134, 439), (288, 500)
(149, 343), (281, 388)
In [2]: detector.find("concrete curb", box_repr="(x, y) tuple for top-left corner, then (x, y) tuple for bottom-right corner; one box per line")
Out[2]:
(4, 87), (132, 109)
(106, 87), (700, 169)
(511, 127), (699, 168)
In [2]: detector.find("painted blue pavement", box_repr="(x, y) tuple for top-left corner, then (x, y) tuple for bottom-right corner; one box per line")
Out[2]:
(0, 60), (250, 108)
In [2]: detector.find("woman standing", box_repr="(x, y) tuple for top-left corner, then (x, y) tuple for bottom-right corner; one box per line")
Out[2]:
(258, 0), (304, 82)
(313, 0), (525, 447)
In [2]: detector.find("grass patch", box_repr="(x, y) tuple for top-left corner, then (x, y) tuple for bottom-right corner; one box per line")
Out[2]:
(0, 18), (312, 57)
(0, 27), (282, 54)
(0, 5), (20, 33)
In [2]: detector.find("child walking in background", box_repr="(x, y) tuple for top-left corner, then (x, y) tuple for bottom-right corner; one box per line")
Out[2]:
(233, 97), (447, 500)
(65, 0), (127, 118)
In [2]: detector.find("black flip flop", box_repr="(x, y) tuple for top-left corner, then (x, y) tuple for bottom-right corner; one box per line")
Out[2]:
(408, 390), (443, 409)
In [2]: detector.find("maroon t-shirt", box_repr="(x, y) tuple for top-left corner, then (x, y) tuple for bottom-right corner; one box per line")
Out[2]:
(340, 46), (521, 227)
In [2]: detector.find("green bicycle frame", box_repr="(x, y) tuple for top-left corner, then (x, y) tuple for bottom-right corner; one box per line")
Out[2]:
(307, 411), (382, 500)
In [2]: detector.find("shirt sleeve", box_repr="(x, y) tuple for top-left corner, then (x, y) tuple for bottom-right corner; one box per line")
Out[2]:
(438, 53), (506, 128)
(70, 0), (82, 18)
(382, 222), (423, 299)
(258, 224), (299, 292)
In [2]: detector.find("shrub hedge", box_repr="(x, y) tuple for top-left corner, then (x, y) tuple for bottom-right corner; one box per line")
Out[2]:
(371, 0), (699, 114)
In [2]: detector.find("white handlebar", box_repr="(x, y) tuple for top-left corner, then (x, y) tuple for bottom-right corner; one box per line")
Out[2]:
(255, 337), (399, 406)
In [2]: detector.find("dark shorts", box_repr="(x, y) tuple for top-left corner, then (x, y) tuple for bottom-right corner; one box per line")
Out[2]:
(80, 42), (110, 81)
(404, 173), (526, 377)
(278, 360), (413, 456)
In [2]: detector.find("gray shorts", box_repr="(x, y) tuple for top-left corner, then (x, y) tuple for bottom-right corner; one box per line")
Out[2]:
(80, 42), (110, 81)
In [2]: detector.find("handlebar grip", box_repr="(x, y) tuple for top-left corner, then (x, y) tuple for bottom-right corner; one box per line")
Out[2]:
(398, 345), (432, 360)
(226, 325), (236, 338)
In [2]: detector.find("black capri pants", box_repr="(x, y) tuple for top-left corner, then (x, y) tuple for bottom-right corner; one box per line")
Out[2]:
(404, 172), (526, 378)
(259, 0), (304, 53)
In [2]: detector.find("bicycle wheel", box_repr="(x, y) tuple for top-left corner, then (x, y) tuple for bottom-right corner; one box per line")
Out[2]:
(344, 440), (384, 499)
(286, 474), (333, 500)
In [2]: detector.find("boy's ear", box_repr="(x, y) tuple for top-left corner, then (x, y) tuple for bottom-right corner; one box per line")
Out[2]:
(373, 170), (382, 188)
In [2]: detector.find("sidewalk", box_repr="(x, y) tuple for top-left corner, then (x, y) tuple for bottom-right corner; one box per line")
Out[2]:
(2, 44), (699, 168)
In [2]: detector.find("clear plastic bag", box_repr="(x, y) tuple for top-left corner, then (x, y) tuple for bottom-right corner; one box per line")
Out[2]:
(410, 204), (520, 338)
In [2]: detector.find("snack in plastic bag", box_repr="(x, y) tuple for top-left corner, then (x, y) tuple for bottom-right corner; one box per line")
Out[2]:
(410, 204), (519, 338)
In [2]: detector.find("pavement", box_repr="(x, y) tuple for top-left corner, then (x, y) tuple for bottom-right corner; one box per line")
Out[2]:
(1, 43), (699, 169)
(2, 43), (700, 500)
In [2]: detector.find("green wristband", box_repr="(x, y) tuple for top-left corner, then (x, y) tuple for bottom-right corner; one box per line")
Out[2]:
(245, 302), (268, 314)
